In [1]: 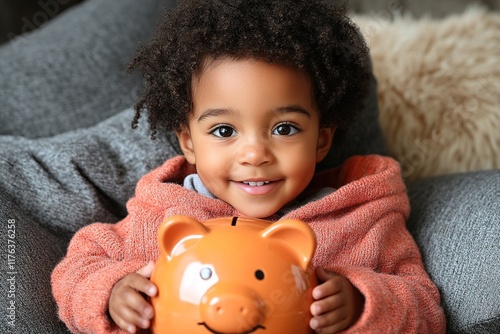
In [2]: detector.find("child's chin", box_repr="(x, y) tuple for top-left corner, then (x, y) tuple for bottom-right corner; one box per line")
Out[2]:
(237, 207), (279, 219)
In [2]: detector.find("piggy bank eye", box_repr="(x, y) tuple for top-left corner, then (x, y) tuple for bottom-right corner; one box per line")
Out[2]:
(200, 267), (212, 280)
(255, 269), (265, 280)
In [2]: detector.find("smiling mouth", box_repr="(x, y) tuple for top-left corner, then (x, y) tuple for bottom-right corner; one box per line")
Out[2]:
(198, 322), (266, 334)
(242, 181), (271, 187)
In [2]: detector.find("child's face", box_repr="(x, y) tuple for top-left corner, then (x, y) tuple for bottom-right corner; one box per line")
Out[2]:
(176, 58), (334, 218)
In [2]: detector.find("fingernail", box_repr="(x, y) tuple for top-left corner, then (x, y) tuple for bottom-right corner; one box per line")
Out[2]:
(310, 318), (319, 329)
(312, 288), (322, 300)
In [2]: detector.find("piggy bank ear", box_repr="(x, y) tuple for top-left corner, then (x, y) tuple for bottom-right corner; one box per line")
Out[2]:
(261, 220), (316, 271)
(158, 215), (209, 259)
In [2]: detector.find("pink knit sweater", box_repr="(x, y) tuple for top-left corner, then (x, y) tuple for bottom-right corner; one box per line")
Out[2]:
(51, 155), (446, 333)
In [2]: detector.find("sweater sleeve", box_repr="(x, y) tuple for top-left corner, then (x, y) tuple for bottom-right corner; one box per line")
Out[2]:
(51, 210), (159, 334)
(329, 212), (446, 334)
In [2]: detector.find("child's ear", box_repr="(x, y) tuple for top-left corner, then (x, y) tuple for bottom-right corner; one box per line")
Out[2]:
(315, 126), (336, 163)
(175, 125), (196, 165)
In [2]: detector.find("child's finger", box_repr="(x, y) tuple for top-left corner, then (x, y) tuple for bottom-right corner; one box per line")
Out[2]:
(312, 314), (350, 334)
(136, 260), (156, 278)
(113, 305), (148, 333)
(310, 299), (350, 333)
(313, 272), (343, 300)
(127, 271), (157, 297)
(114, 316), (137, 334)
(122, 306), (152, 331)
(315, 267), (336, 282)
(310, 292), (344, 315)
(110, 287), (153, 329)
(121, 286), (155, 318)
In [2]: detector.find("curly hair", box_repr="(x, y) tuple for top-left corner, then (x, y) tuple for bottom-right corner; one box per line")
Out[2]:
(128, 0), (370, 139)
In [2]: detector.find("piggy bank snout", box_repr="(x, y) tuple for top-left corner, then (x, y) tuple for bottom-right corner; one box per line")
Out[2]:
(200, 284), (266, 333)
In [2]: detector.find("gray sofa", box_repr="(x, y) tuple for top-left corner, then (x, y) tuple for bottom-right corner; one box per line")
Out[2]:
(0, 0), (498, 333)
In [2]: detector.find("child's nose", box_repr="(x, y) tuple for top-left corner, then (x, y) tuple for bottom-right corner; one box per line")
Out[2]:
(236, 139), (272, 166)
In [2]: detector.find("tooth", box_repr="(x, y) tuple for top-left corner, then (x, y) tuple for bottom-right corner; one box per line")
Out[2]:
(244, 181), (269, 186)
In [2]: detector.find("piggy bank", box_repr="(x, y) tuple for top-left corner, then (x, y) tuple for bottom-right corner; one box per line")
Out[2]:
(150, 215), (317, 334)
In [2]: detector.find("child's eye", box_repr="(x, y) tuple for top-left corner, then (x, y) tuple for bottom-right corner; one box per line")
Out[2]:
(210, 125), (237, 138)
(272, 123), (300, 136)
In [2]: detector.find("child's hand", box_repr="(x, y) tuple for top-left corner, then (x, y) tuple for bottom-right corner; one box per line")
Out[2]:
(310, 268), (364, 333)
(109, 261), (158, 333)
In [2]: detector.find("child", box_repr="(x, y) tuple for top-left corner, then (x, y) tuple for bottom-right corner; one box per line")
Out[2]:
(52, 0), (446, 333)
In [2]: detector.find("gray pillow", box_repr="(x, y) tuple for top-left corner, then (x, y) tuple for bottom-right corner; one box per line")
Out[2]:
(0, 0), (165, 138)
(0, 1), (174, 333)
(407, 171), (500, 334)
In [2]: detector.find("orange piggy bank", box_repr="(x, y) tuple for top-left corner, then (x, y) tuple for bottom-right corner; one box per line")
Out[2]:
(150, 215), (317, 334)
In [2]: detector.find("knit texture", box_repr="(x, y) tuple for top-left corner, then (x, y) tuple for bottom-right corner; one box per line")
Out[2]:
(51, 155), (445, 333)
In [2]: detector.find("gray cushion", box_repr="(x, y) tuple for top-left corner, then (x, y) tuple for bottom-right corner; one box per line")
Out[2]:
(407, 170), (500, 334)
(0, 0), (174, 333)
(0, 109), (180, 234)
(0, 190), (71, 333)
(0, 0), (164, 138)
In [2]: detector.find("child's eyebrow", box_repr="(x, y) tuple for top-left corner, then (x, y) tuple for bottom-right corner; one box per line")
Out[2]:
(274, 105), (312, 118)
(196, 105), (312, 123)
(196, 108), (234, 123)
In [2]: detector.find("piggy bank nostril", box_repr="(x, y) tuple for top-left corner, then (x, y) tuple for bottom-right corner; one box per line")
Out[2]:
(240, 307), (247, 315)
(214, 305), (247, 315)
(210, 300), (251, 314)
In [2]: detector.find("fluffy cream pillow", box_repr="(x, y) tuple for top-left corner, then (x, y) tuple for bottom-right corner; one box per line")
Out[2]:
(353, 8), (500, 179)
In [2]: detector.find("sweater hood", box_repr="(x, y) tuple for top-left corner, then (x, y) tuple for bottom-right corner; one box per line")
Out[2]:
(131, 154), (408, 223)
(131, 156), (240, 221)
(286, 154), (409, 221)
